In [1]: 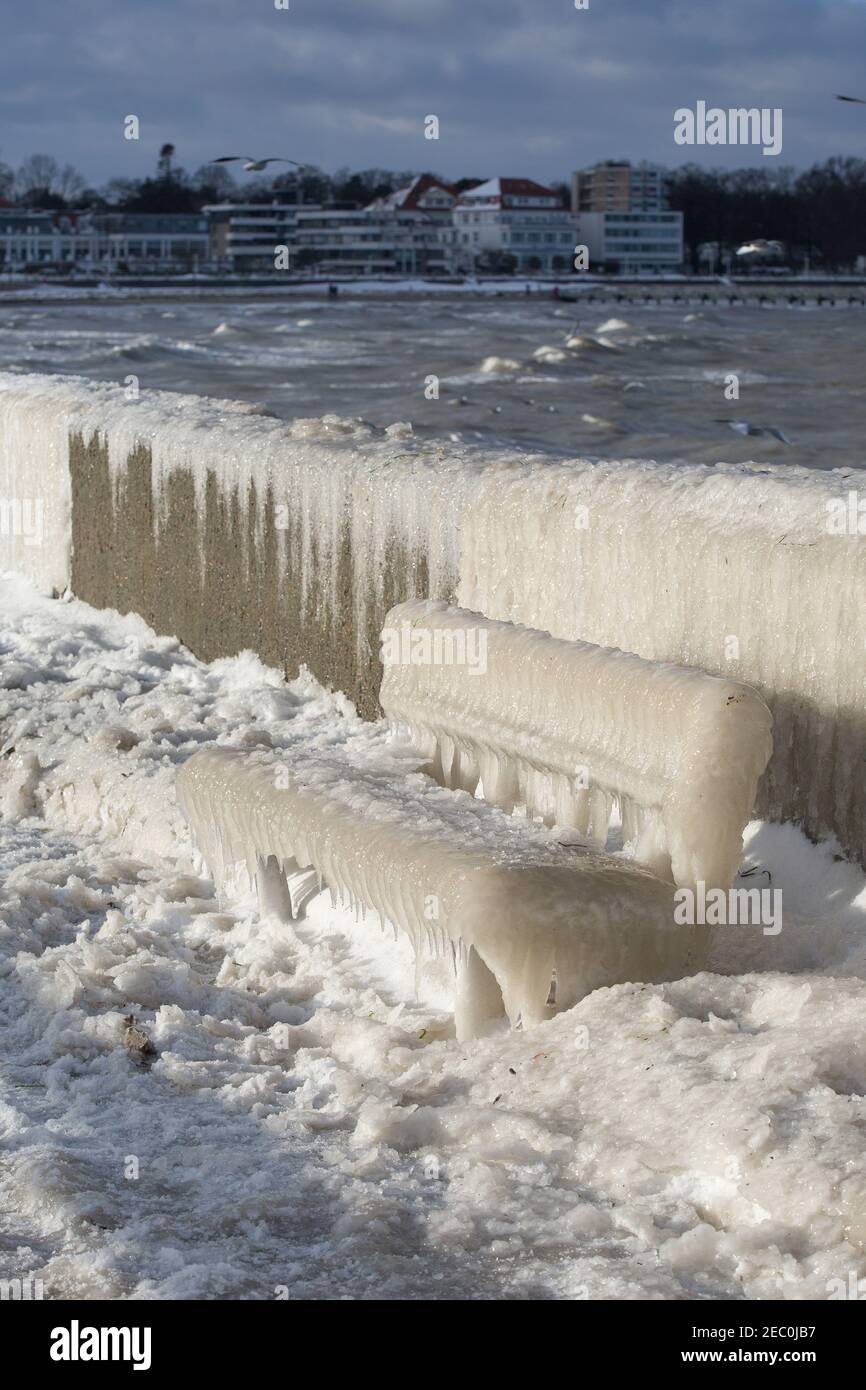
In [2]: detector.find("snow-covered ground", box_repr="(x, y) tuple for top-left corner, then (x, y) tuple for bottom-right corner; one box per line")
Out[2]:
(1, 572), (865, 1301)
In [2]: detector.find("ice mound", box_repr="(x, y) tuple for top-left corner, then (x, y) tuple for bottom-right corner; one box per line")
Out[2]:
(532, 346), (568, 364)
(596, 318), (631, 334)
(381, 601), (773, 892)
(177, 745), (696, 1039)
(288, 413), (374, 440)
(565, 334), (616, 352)
(479, 356), (521, 374)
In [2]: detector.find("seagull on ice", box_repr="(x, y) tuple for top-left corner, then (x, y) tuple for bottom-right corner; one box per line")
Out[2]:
(211, 156), (305, 172)
(716, 419), (791, 444)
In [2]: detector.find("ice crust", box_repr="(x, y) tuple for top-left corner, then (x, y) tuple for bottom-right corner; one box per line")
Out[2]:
(381, 600), (773, 892)
(1, 370), (863, 859)
(176, 745), (700, 1039)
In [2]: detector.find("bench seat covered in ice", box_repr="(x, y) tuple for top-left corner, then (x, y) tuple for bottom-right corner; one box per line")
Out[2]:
(177, 745), (702, 1039)
(380, 600), (773, 893)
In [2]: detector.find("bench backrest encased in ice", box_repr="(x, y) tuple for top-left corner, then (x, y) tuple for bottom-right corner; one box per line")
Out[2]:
(380, 600), (773, 892)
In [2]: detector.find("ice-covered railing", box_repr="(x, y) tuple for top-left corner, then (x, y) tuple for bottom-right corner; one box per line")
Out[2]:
(0, 374), (81, 592)
(2, 370), (864, 862)
(458, 456), (866, 864)
(177, 745), (700, 1039)
(380, 600), (773, 892)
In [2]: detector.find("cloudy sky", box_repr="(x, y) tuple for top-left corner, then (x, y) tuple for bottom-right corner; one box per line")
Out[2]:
(1, 0), (865, 186)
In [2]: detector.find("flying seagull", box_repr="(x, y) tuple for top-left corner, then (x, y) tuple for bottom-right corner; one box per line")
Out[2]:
(836, 94), (866, 104)
(212, 156), (305, 172)
(715, 419), (791, 444)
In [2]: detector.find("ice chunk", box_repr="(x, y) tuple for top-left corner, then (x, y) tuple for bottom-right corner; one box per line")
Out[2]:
(479, 356), (521, 374)
(380, 601), (773, 892)
(177, 746), (700, 1039)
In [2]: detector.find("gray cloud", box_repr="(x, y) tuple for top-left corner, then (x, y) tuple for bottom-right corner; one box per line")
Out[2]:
(1, 0), (865, 184)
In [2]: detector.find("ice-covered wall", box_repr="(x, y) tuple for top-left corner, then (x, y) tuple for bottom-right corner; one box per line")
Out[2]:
(0, 372), (470, 715)
(0, 371), (863, 863)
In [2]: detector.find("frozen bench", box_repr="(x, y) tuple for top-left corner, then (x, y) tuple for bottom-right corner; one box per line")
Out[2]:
(177, 745), (694, 1039)
(380, 600), (773, 894)
(177, 604), (771, 1039)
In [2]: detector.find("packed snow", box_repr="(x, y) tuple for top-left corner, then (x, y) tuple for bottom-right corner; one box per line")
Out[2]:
(381, 600), (772, 891)
(2, 573), (866, 1300)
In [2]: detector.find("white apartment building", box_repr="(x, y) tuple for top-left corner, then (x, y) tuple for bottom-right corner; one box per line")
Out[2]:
(295, 174), (455, 276)
(206, 176), (455, 275)
(452, 178), (576, 274)
(575, 210), (684, 274)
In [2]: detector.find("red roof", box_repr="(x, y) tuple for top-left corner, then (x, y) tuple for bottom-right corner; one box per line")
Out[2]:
(498, 178), (559, 198)
(400, 174), (456, 210)
(369, 173), (457, 212)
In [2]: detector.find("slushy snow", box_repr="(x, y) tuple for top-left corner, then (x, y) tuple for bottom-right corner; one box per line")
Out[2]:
(1, 574), (866, 1299)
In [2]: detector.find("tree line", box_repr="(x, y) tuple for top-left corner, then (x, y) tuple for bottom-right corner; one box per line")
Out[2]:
(0, 146), (434, 216)
(668, 160), (866, 271)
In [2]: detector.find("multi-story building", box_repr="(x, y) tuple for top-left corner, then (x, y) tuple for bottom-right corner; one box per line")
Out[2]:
(0, 209), (99, 268)
(95, 212), (209, 270)
(571, 161), (669, 214)
(575, 210), (684, 274)
(295, 174), (456, 276)
(0, 208), (208, 271)
(570, 161), (682, 273)
(452, 178), (575, 274)
(204, 201), (303, 272)
(205, 176), (455, 275)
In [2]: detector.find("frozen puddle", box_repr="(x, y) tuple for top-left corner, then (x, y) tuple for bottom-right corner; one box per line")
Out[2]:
(1, 574), (866, 1300)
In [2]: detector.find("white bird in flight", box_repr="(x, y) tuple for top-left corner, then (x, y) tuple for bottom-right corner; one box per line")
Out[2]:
(716, 419), (791, 444)
(212, 156), (305, 172)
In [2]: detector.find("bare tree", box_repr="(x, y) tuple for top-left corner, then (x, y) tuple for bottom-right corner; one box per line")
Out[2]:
(55, 163), (86, 203)
(191, 163), (237, 199)
(14, 154), (86, 206)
